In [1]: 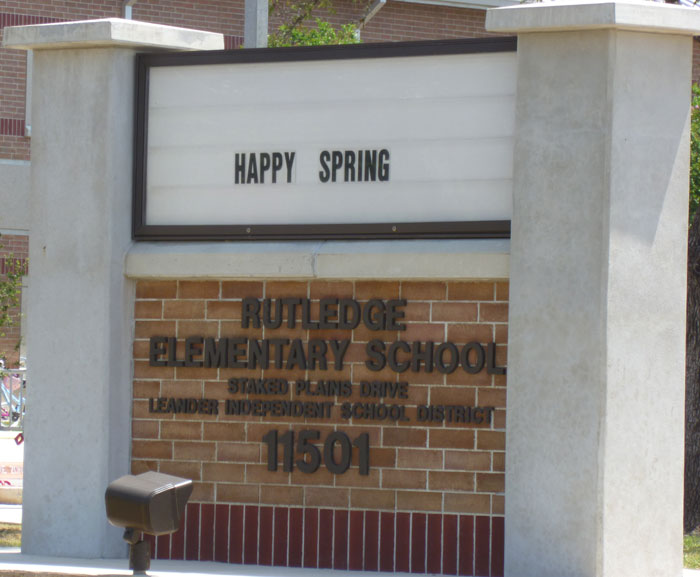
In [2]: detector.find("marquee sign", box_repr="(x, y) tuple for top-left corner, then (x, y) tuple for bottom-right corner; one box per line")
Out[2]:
(133, 38), (517, 240)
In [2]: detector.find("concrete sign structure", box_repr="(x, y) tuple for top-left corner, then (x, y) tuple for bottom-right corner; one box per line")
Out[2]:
(3, 1), (700, 575)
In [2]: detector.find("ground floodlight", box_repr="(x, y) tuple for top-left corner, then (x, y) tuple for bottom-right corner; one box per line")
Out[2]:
(105, 471), (193, 574)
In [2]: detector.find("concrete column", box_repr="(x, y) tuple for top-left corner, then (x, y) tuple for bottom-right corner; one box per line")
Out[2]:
(245, 0), (268, 48)
(3, 19), (222, 558)
(487, 2), (700, 576)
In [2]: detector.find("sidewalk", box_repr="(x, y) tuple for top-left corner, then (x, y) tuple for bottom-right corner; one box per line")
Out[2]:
(0, 551), (394, 577)
(0, 551), (698, 577)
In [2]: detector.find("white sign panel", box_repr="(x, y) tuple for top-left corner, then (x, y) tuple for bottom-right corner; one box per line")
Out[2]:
(133, 39), (516, 240)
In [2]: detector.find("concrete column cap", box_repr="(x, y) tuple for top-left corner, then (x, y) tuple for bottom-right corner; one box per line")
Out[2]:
(486, 0), (700, 35)
(2, 17), (224, 51)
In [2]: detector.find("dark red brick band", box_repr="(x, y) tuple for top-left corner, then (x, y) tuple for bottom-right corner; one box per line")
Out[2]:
(0, 12), (62, 29)
(146, 503), (504, 576)
(0, 118), (24, 137)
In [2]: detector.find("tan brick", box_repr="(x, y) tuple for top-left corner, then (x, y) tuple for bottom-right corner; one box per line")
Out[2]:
(476, 473), (505, 493)
(290, 467), (335, 486)
(431, 302), (478, 323)
(217, 483), (260, 504)
(447, 282), (494, 301)
(133, 380), (160, 398)
(304, 487), (349, 508)
(447, 323), (494, 343)
(444, 493), (491, 514)
(367, 447), (396, 468)
(495, 344), (507, 368)
(134, 321), (176, 339)
(179, 281), (220, 299)
(191, 482), (215, 502)
(204, 422), (246, 442)
(161, 421), (202, 441)
(493, 452), (505, 472)
(478, 388), (506, 408)
(136, 281), (177, 299)
(400, 282), (446, 301)
(135, 300), (163, 319)
(477, 431), (506, 451)
(355, 281), (400, 300)
(217, 442), (261, 463)
(159, 460), (202, 481)
(175, 366), (219, 380)
(495, 282), (509, 301)
(353, 325), (402, 344)
(133, 400), (151, 419)
(173, 441), (216, 461)
(261, 485), (304, 506)
(265, 281), (308, 298)
(396, 491), (442, 512)
(383, 428), (426, 448)
(177, 321), (220, 337)
(445, 371), (491, 387)
(429, 429), (475, 450)
(132, 420), (159, 440)
(246, 464), (288, 485)
(207, 301), (242, 319)
(202, 462), (245, 483)
(401, 323), (445, 342)
(495, 324), (508, 343)
(163, 300), (205, 319)
(131, 460), (157, 475)
(132, 440), (172, 460)
(494, 410), (506, 429)
(133, 361), (174, 380)
(133, 340), (151, 360)
(335, 468), (381, 488)
(396, 449), (443, 469)
(479, 303), (508, 322)
(309, 281), (354, 299)
(444, 451), (491, 471)
(492, 496), (505, 515)
(221, 281), (264, 299)
(350, 489), (395, 510)
(382, 469), (426, 490)
(160, 380), (202, 397)
(429, 471), (475, 492)
(430, 386), (476, 406)
(352, 363), (407, 382)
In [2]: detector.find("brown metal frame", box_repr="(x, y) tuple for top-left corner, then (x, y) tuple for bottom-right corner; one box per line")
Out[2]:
(133, 37), (516, 241)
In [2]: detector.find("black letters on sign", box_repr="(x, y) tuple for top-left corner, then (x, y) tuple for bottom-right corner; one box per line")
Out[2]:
(263, 430), (370, 475)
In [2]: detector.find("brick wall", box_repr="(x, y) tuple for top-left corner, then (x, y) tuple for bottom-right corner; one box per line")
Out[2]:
(0, 233), (27, 366)
(132, 279), (507, 575)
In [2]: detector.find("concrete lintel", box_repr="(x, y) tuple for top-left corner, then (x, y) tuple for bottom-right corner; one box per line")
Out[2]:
(125, 240), (511, 280)
(486, 0), (700, 35)
(2, 18), (224, 51)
